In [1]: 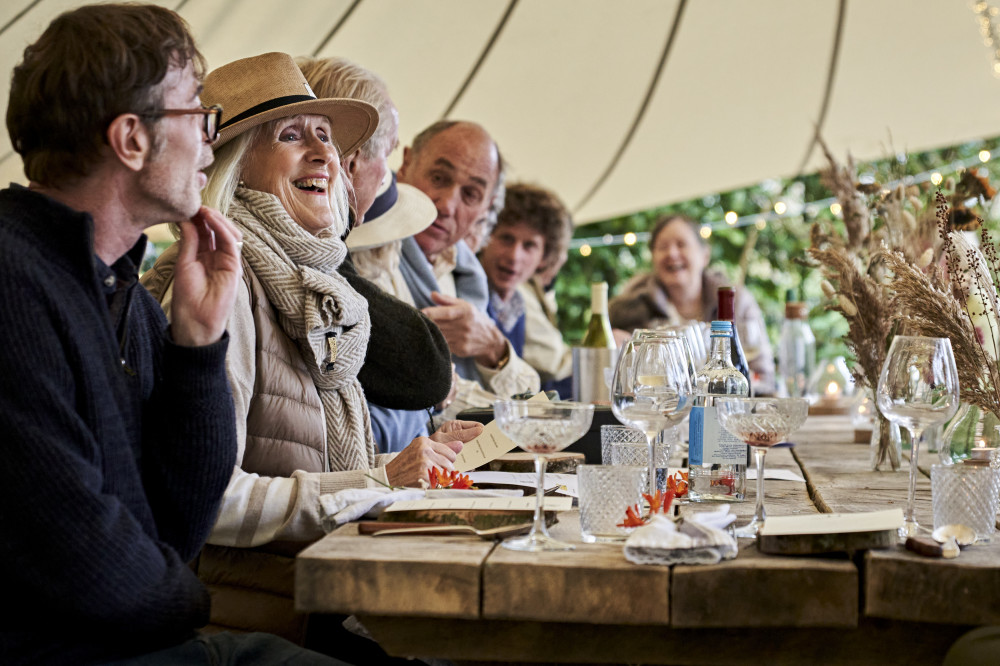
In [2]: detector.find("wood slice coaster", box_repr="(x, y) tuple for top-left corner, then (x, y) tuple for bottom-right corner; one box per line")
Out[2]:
(809, 401), (852, 416)
(377, 508), (555, 530)
(758, 528), (897, 555)
(488, 451), (585, 474)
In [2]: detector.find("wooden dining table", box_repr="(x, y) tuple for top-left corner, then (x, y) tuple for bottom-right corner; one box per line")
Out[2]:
(295, 415), (1000, 664)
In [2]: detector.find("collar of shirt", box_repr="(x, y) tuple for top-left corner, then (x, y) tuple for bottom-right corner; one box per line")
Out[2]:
(489, 289), (525, 332)
(431, 246), (458, 298)
(94, 239), (144, 336)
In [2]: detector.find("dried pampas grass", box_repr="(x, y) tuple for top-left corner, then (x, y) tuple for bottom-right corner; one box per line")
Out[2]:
(878, 247), (1000, 419)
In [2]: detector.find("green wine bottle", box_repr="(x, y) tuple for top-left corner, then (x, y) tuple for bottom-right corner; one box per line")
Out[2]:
(581, 282), (615, 348)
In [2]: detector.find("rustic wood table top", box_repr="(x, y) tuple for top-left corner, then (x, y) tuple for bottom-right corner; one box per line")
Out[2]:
(296, 415), (1000, 664)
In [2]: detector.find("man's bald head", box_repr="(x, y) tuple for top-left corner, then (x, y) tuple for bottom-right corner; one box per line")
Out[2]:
(398, 121), (505, 261)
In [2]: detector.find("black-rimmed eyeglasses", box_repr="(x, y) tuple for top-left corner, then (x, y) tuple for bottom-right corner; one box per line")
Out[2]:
(138, 104), (223, 143)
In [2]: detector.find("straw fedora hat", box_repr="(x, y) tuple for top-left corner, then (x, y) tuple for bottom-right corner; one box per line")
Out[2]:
(203, 52), (378, 152)
(346, 170), (436, 251)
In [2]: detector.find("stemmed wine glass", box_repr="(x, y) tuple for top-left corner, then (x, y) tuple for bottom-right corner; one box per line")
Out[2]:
(492, 400), (594, 551)
(611, 331), (694, 495)
(716, 397), (809, 538)
(875, 336), (960, 538)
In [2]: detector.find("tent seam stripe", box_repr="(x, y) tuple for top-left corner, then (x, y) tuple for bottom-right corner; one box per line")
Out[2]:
(0, 0), (44, 39)
(573, 0), (688, 216)
(796, 0), (847, 176)
(311, 0), (364, 57)
(440, 0), (520, 120)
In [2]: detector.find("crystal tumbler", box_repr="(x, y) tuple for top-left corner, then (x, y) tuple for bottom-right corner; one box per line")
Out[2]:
(600, 424), (646, 464)
(578, 464), (645, 543)
(607, 429), (679, 494)
(931, 463), (1000, 543)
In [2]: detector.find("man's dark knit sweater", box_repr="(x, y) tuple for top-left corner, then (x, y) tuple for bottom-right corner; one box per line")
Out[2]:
(0, 186), (237, 665)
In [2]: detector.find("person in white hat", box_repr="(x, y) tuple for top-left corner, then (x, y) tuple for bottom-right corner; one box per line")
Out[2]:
(141, 52), (482, 642)
(297, 56), (456, 450)
(346, 169), (451, 451)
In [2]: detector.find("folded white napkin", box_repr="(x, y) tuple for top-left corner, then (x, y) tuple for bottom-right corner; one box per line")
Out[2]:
(320, 488), (424, 531)
(318, 487), (523, 532)
(624, 507), (738, 566)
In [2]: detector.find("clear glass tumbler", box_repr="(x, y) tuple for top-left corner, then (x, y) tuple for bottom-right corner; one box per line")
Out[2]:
(578, 464), (645, 543)
(931, 463), (1000, 543)
(600, 424), (646, 464)
(608, 430), (678, 494)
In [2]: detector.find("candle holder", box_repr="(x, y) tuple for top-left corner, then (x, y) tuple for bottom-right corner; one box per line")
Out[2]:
(808, 356), (855, 415)
(851, 389), (876, 442)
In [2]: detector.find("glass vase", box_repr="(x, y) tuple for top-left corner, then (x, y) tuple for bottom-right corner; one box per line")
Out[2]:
(870, 412), (902, 472)
(941, 402), (978, 464)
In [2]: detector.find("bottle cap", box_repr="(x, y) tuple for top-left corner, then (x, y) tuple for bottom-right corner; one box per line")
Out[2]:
(785, 288), (798, 302)
(710, 320), (732, 335)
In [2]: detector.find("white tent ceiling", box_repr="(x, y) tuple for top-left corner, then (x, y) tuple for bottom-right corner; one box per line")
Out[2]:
(2, 0), (1000, 224)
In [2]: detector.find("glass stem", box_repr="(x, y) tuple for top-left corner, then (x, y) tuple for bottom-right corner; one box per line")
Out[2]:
(905, 427), (924, 528)
(531, 454), (549, 537)
(645, 432), (658, 496)
(753, 446), (768, 527)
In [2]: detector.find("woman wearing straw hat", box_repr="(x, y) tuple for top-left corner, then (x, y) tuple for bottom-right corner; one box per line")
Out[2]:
(142, 52), (481, 641)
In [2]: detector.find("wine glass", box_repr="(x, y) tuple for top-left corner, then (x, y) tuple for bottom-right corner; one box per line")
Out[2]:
(492, 400), (595, 551)
(611, 331), (694, 495)
(876, 336), (960, 538)
(716, 397), (809, 538)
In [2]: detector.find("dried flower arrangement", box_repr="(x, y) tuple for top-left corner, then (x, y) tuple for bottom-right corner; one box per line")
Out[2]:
(877, 194), (1000, 419)
(808, 138), (1000, 467)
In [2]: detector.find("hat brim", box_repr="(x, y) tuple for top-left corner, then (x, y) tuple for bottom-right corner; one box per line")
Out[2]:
(213, 97), (378, 155)
(346, 183), (437, 251)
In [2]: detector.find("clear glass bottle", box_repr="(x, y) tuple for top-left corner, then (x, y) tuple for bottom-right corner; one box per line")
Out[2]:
(688, 320), (750, 502)
(581, 282), (616, 349)
(778, 293), (816, 399)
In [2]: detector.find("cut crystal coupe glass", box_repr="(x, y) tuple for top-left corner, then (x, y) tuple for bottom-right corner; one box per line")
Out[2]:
(716, 397), (809, 538)
(493, 400), (594, 552)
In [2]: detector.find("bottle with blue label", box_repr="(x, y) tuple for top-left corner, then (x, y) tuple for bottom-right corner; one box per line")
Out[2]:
(688, 320), (749, 502)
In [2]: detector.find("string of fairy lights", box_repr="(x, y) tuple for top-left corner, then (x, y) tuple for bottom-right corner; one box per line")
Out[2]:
(974, 1), (1000, 76)
(571, 150), (998, 255)
(571, 5), (1000, 256)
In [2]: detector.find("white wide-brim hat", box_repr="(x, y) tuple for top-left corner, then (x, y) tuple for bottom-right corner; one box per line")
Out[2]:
(346, 171), (436, 250)
(203, 52), (378, 153)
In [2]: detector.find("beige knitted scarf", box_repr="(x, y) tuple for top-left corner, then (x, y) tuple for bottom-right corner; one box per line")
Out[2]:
(228, 187), (375, 471)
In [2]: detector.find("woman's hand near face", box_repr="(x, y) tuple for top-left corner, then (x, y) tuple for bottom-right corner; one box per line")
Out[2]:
(384, 436), (464, 487)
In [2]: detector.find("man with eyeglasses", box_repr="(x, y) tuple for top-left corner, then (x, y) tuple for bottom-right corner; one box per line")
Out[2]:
(0, 4), (346, 665)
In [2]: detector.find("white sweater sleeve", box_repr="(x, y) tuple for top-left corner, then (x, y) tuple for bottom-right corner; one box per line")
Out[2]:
(204, 278), (381, 547)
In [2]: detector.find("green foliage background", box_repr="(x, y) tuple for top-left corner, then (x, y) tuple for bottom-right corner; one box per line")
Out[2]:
(555, 136), (1000, 369)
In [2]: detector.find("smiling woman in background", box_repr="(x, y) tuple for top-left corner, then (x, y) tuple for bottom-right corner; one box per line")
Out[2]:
(609, 213), (776, 394)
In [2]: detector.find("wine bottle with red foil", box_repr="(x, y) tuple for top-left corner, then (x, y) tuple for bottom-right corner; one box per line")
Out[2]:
(717, 286), (751, 392)
(688, 320), (749, 502)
